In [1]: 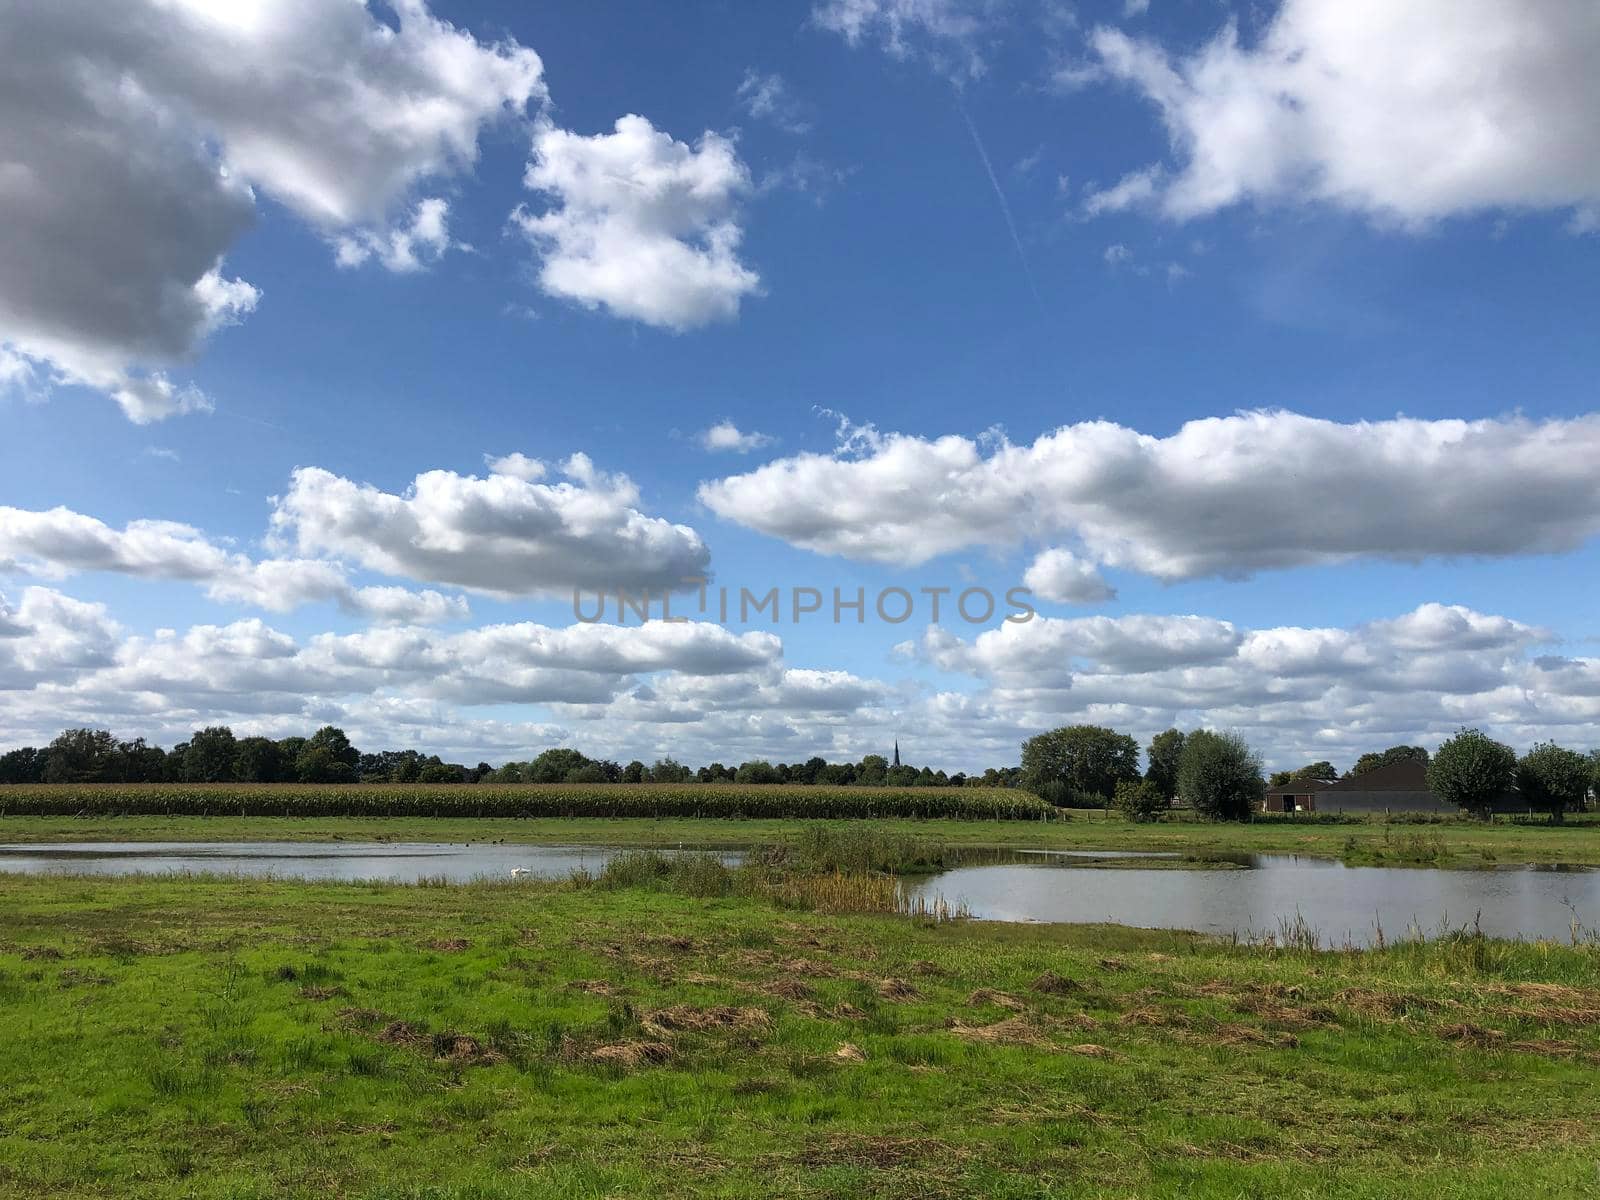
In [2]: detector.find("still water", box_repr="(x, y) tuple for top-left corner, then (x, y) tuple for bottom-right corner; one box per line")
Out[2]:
(2, 841), (1597, 946)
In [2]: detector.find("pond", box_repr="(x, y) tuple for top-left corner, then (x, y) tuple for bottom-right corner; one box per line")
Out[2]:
(2, 841), (1597, 947)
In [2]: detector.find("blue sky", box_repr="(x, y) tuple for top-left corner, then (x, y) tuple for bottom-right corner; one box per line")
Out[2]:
(3, 0), (1599, 771)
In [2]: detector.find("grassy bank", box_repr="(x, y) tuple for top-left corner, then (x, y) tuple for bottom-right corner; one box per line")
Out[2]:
(5, 809), (1600, 866)
(2, 871), (1599, 1198)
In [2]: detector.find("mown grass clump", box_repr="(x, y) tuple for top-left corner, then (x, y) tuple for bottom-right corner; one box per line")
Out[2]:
(0, 781), (1053, 821)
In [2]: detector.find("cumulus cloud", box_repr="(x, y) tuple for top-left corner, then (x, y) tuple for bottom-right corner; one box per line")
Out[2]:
(0, 591), (804, 756)
(511, 116), (760, 331)
(270, 455), (710, 596)
(698, 421), (776, 454)
(5, 585), (1598, 775)
(0, 505), (465, 624)
(899, 601), (1594, 770)
(1023, 548), (1114, 604)
(0, 0), (543, 419)
(333, 198), (456, 273)
(736, 71), (813, 134)
(1087, 0), (1600, 226)
(0, 588), (122, 690)
(698, 410), (1600, 581)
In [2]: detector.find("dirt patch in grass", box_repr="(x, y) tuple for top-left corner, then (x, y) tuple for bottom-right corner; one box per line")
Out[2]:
(1334, 988), (1456, 1022)
(877, 977), (920, 1001)
(567, 978), (622, 996)
(298, 985), (347, 1001)
(642, 934), (701, 954)
(425, 938), (470, 952)
(909, 960), (949, 978)
(833, 1041), (866, 1062)
(945, 1015), (1055, 1048)
(966, 988), (1027, 1011)
(1211, 1024), (1299, 1050)
(1031, 970), (1079, 996)
(791, 1134), (969, 1172)
(1067, 1043), (1117, 1058)
(376, 1021), (502, 1065)
(20, 946), (63, 961)
(643, 1005), (772, 1035)
(1120, 1006), (1193, 1030)
(588, 1040), (674, 1069)
(764, 977), (814, 1001)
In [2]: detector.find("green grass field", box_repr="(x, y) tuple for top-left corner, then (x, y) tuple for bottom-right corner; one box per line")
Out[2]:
(3, 868), (1600, 1198)
(5, 809), (1600, 866)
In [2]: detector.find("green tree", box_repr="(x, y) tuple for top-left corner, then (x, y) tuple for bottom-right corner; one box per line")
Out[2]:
(1350, 745), (1428, 778)
(183, 726), (238, 782)
(42, 729), (122, 783)
(417, 762), (462, 783)
(1176, 730), (1263, 821)
(1114, 778), (1167, 822)
(303, 726), (359, 770)
(1515, 741), (1590, 824)
(526, 748), (593, 783)
(856, 755), (889, 786)
(0, 747), (47, 783)
(234, 737), (286, 783)
(1427, 728), (1515, 819)
(1144, 729), (1186, 800)
(1021, 725), (1141, 806)
(623, 760), (647, 783)
(296, 745), (355, 784)
(735, 760), (780, 784)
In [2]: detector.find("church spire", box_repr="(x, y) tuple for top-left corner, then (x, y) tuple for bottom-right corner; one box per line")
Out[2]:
(892, 739), (900, 768)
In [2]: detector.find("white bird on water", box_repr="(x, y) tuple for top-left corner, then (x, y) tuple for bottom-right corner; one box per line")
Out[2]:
(509, 867), (529, 878)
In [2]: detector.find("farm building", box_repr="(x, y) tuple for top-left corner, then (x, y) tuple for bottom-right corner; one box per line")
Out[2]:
(1302, 758), (1531, 816)
(1262, 776), (1336, 813)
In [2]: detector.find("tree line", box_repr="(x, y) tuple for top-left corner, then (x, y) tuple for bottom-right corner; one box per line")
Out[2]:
(0, 727), (1019, 789)
(1019, 724), (1598, 823)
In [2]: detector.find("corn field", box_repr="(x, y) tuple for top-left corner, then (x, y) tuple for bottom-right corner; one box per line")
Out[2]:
(0, 782), (1055, 821)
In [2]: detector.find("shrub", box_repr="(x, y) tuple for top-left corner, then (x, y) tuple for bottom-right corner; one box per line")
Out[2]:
(1114, 779), (1167, 822)
(1176, 731), (1263, 821)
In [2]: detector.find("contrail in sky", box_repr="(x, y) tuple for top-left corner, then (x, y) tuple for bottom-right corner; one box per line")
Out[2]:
(956, 96), (1045, 313)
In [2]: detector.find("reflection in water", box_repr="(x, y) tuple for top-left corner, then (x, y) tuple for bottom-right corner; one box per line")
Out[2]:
(2, 842), (1597, 947)
(905, 854), (1600, 947)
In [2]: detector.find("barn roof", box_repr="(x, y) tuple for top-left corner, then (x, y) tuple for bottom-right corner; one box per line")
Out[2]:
(1265, 776), (1338, 795)
(1322, 758), (1429, 792)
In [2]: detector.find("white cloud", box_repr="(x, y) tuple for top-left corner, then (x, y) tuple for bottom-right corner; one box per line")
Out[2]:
(0, 0), (542, 419)
(6, 586), (1598, 775)
(813, 0), (994, 76)
(699, 421), (776, 454)
(270, 455), (710, 596)
(0, 505), (465, 624)
(1023, 548), (1114, 604)
(737, 71), (813, 134)
(511, 116), (760, 331)
(334, 198), (456, 273)
(698, 410), (1600, 580)
(895, 601), (1596, 771)
(1088, 0), (1600, 225)
(1102, 243), (1132, 266)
